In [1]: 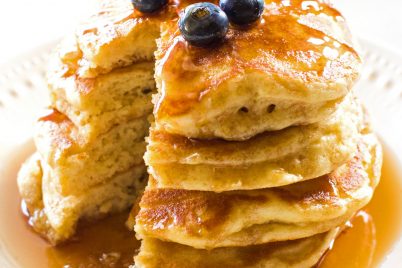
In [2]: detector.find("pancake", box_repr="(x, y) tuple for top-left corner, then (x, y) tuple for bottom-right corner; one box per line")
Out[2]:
(153, 0), (361, 140)
(48, 40), (156, 140)
(135, 134), (381, 249)
(134, 229), (339, 268)
(72, 0), (213, 78)
(17, 153), (147, 244)
(70, 0), (196, 78)
(71, 0), (163, 78)
(146, 96), (365, 191)
(34, 109), (148, 195)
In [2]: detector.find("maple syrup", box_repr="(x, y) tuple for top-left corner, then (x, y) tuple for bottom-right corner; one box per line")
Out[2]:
(318, 144), (402, 267)
(0, 141), (401, 267)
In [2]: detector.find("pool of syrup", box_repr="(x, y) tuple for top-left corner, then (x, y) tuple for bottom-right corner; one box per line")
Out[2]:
(0, 141), (401, 267)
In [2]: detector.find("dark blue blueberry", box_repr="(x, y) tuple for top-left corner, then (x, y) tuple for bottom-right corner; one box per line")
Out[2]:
(178, 3), (229, 47)
(219, 0), (264, 25)
(131, 0), (168, 13)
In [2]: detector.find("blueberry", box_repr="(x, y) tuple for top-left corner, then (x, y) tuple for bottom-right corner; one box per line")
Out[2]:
(219, 0), (265, 25)
(131, 0), (168, 13)
(179, 3), (229, 47)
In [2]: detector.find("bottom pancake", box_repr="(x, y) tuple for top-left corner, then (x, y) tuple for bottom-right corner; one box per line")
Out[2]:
(17, 153), (147, 245)
(134, 229), (339, 268)
(135, 134), (382, 249)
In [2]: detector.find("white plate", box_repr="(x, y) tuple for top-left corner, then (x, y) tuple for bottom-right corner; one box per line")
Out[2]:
(0, 40), (402, 267)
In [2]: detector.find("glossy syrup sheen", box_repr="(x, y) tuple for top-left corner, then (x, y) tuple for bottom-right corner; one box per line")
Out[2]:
(318, 145), (402, 267)
(0, 141), (401, 267)
(155, 0), (360, 117)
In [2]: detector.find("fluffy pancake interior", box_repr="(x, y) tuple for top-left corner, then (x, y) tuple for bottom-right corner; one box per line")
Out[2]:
(34, 110), (148, 195)
(70, 0), (179, 77)
(17, 153), (147, 245)
(48, 52), (156, 139)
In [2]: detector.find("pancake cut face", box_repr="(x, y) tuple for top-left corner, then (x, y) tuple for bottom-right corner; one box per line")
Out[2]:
(34, 109), (148, 195)
(154, 0), (361, 140)
(146, 96), (365, 191)
(69, 0), (200, 78)
(70, 0), (163, 78)
(134, 229), (339, 268)
(17, 153), (147, 245)
(19, 107), (150, 244)
(135, 134), (382, 249)
(48, 40), (156, 140)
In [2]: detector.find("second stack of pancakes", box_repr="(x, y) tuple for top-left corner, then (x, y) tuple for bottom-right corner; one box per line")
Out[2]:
(133, 1), (382, 267)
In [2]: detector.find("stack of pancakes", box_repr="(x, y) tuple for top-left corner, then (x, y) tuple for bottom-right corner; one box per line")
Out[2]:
(133, 0), (382, 267)
(16, 1), (383, 266)
(16, 0), (168, 244)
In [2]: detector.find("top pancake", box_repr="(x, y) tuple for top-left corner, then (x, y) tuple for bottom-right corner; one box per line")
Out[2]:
(154, 0), (361, 139)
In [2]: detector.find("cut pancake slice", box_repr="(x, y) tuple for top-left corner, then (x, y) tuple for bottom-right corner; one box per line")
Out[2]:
(69, 0), (178, 78)
(49, 40), (156, 140)
(34, 109), (148, 195)
(135, 134), (382, 249)
(154, 0), (361, 140)
(17, 153), (147, 244)
(134, 229), (339, 268)
(147, 96), (365, 191)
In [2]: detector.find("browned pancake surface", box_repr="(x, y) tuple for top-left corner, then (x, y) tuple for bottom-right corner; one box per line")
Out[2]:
(155, 0), (360, 117)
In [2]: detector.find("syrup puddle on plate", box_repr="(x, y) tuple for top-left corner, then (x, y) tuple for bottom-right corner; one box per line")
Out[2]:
(0, 141), (401, 267)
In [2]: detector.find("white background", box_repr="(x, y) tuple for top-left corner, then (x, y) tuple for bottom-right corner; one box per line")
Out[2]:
(0, 0), (401, 64)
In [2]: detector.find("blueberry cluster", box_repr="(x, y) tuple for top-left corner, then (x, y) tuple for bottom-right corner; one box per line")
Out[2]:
(180, 0), (265, 47)
(131, 0), (265, 47)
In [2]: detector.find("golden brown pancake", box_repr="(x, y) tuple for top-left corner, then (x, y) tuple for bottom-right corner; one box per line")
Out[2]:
(135, 134), (381, 249)
(69, 0), (199, 78)
(134, 229), (339, 268)
(154, 0), (361, 140)
(71, 0), (163, 78)
(146, 96), (365, 191)
(17, 153), (147, 245)
(34, 109), (148, 195)
(48, 38), (156, 140)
